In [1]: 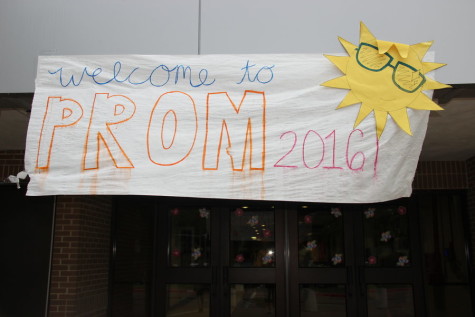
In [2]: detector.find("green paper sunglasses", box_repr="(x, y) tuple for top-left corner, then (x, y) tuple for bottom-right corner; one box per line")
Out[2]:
(356, 42), (426, 93)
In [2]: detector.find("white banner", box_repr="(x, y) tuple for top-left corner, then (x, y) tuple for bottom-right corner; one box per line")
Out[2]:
(24, 54), (430, 202)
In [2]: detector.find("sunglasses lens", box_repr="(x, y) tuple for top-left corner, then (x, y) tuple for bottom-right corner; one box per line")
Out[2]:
(394, 63), (425, 93)
(357, 44), (392, 71)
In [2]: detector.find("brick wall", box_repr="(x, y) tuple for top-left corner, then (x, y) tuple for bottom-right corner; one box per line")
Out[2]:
(413, 161), (468, 189)
(48, 195), (112, 317)
(0, 150), (24, 180)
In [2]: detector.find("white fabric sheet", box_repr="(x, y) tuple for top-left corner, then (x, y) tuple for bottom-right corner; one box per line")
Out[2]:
(24, 54), (430, 202)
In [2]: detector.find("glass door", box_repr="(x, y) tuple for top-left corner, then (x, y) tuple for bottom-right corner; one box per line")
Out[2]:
(287, 202), (425, 317)
(358, 204), (424, 317)
(224, 203), (286, 317)
(288, 204), (353, 317)
(155, 200), (286, 317)
(156, 202), (217, 317)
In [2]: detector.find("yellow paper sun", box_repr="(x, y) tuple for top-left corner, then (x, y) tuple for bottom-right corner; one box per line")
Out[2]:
(322, 22), (450, 139)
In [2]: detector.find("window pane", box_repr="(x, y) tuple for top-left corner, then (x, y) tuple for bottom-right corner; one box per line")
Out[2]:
(298, 206), (344, 267)
(169, 207), (211, 267)
(363, 206), (410, 267)
(230, 207), (275, 268)
(166, 284), (209, 317)
(418, 193), (473, 316)
(367, 284), (414, 317)
(230, 284), (275, 316)
(300, 284), (346, 316)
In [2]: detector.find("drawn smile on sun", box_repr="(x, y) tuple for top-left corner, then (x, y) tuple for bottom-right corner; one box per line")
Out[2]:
(322, 22), (450, 139)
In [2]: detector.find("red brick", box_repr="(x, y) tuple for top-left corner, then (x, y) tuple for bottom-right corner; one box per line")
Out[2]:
(47, 195), (112, 316)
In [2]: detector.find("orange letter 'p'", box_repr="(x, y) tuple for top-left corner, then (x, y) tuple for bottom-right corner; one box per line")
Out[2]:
(36, 96), (84, 170)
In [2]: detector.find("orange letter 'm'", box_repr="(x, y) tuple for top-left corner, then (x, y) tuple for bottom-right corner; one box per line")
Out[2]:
(36, 96), (83, 169)
(202, 90), (266, 171)
(83, 93), (136, 170)
(147, 91), (198, 166)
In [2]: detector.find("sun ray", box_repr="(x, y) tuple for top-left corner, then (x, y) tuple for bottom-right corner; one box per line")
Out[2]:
(376, 40), (393, 54)
(423, 78), (451, 90)
(321, 76), (350, 89)
(374, 110), (388, 139)
(411, 41), (433, 59)
(376, 40), (410, 58)
(354, 103), (373, 128)
(407, 93), (444, 111)
(324, 55), (350, 73)
(389, 108), (412, 135)
(337, 91), (361, 109)
(338, 37), (357, 55)
(359, 22), (377, 45)
(422, 62), (446, 74)
(393, 43), (410, 59)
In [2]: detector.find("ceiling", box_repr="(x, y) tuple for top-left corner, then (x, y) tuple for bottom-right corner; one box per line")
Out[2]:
(1, 87), (475, 161)
(421, 98), (475, 160)
(421, 85), (475, 160)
